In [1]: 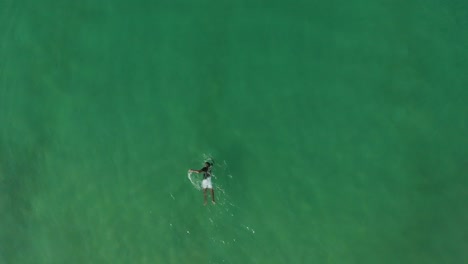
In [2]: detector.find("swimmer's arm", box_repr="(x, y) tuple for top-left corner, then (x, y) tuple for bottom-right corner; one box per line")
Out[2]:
(189, 167), (207, 173)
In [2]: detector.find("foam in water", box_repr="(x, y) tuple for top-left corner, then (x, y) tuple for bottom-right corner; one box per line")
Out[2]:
(187, 171), (202, 190)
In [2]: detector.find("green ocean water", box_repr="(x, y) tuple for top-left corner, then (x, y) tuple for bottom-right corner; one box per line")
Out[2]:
(1, 0), (467, 263)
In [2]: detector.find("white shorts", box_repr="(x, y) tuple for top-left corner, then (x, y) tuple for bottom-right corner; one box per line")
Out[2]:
(202, 178), (212, 189)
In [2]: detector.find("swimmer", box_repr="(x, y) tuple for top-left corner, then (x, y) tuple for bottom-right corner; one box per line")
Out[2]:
(189, 161), (215, 205)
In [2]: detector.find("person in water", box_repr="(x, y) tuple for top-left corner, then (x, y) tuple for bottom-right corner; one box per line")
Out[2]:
(189, 161), (215, 205)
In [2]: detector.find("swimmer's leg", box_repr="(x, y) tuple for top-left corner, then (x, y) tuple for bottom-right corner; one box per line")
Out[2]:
(203, 188), (207, 205)
(211, 188), (215, 204)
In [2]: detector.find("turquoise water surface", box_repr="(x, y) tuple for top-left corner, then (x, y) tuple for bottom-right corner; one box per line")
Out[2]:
(1, 1), (467, 263)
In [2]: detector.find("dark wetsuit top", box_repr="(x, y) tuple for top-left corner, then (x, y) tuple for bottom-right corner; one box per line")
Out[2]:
(200, 166), (212, 179)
